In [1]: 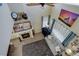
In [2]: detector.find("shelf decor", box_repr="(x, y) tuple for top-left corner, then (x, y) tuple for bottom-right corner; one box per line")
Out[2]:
(11, 12), (28, 21)
(11, 12), (18, 21)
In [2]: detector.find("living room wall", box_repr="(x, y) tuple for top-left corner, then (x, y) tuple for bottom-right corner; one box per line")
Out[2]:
(0, 4), (14, 55)
(51, 3), (79, 36)
(8, 3), (52, 33)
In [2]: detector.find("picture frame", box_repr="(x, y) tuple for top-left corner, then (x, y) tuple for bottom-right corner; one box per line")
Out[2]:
(58, 9), (79, 27)
(13, 21), (32, 32)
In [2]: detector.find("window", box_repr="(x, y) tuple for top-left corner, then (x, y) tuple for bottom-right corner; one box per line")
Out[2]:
(41, 15), (50, 28)
(51, 20), (71, 43)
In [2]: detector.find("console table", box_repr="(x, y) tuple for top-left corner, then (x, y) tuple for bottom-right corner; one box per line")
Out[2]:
(11, 20), (34, 41)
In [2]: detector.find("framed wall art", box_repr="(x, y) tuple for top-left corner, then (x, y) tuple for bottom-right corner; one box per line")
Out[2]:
(58, 9), (79, 27)
(13, 21), (32, 32)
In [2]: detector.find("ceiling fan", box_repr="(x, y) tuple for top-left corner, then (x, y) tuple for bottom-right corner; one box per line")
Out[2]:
(26, 3), (55, 7)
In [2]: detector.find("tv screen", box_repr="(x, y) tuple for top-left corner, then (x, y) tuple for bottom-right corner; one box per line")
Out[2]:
(58, 9), (79, 27)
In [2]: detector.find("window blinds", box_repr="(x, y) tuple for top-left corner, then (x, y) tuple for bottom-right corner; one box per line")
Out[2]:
(52, 20), (71, 42)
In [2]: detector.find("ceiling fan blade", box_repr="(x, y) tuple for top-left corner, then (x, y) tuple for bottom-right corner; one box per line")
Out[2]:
(26, 3), (40, 6)
(46, 3), (55, 7)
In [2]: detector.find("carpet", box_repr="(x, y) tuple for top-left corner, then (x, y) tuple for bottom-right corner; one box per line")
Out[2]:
(22, 39), (53, 56)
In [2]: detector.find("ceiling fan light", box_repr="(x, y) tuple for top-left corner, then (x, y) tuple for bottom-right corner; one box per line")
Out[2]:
(40, 3), (45, 7)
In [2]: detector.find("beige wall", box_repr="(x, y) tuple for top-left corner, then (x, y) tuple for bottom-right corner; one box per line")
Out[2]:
(51, 3), (79, 36)
(8, 3), (52, 33)
(0, 4), (14, 55)
(7, 3), (79, 43)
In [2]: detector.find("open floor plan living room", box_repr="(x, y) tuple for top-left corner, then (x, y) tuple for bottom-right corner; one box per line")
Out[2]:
(0, 3), (79, 56)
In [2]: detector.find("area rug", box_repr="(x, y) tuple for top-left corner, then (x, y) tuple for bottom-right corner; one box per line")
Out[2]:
(22, 39), (53, 56)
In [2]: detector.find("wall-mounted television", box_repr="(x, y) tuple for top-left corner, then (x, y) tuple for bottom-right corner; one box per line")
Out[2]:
(58, 9), (79, 27)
